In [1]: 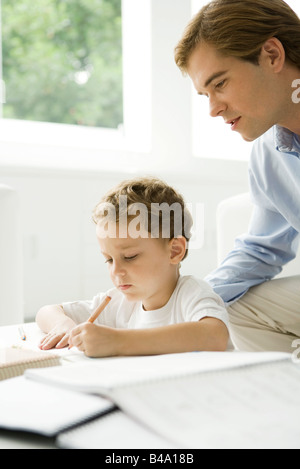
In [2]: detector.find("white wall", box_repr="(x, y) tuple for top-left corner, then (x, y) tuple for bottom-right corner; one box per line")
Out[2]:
(0, 161), (248, 322)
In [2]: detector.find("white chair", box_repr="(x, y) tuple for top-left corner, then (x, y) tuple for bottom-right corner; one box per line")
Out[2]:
(217, 193), (300, 278)
(0, 184), (23, 326)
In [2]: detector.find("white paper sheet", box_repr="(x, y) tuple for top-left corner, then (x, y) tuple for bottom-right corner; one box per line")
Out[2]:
(111, 359), (300, 449)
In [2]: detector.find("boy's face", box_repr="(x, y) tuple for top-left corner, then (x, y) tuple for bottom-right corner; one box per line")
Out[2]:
(97, 225), (179, 311)
(187, 41), (283, 142)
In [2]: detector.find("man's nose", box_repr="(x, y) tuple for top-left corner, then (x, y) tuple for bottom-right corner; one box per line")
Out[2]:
(209, 96), (226, 118)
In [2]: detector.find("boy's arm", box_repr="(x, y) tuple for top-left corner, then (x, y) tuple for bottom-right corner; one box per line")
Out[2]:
(117, 318), (228, 355)
(36, 305), (68, 332)
(68, 318), (229, 357)
(36, 305), (77, 349)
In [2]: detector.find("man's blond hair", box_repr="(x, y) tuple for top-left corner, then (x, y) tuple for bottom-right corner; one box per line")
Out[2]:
(175, 0), (300, 74)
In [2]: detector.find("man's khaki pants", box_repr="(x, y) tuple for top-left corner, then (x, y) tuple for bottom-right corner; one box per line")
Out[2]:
(227, 276), (300, 353)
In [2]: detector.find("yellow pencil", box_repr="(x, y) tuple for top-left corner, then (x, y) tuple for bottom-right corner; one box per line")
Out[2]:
(68, 296), (111, 350)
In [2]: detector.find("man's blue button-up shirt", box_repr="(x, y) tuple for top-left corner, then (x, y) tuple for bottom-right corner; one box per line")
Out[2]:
(206, 125), (300, 305)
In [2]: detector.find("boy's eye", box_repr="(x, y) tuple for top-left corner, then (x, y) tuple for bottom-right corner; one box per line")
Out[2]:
(104, 255), (138, 264)
(215, 79), (226, 89)
(124, 255), (138, 261)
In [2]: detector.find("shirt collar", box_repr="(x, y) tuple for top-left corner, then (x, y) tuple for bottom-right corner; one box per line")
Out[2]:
(275, 125), (300, 154)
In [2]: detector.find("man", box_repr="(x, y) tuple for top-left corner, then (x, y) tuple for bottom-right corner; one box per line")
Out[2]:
(175, 0), (300, 352)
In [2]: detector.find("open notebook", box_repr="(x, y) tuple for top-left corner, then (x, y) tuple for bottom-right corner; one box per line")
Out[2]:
(24, 351), (300, 448)
(25, 351), (288, 395)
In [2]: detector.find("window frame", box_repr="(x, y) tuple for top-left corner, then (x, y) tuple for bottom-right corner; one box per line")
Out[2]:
(191, 0), (253, 162)
(0, 0), (264, 172)
(0, 0), (152, 163)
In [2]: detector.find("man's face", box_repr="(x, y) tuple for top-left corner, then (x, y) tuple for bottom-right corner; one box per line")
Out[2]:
(187, 42), (280, 142)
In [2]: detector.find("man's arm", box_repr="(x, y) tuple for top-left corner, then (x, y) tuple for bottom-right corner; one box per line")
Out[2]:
(206, 132), (300, 305)
(205, 204), (299, 304)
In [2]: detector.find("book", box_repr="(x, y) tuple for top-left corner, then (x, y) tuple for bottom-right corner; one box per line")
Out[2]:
(25, 351), (300, 449)
(0, 375), (115, 437)
(0, 347), (61, 381)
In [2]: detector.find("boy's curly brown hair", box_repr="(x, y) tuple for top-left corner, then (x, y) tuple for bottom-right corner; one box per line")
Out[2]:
(93, 177), (193, 260)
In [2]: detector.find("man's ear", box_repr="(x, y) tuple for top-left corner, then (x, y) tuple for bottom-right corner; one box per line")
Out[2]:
(260, 37), (285, 73)
(169, 237), (187, 264)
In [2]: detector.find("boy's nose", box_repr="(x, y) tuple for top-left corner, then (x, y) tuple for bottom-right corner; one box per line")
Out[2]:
(112, 261), (126, 277)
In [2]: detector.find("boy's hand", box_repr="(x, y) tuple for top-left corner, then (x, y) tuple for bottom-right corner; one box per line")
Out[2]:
(69, 322), (120, 357)
(39, 317), (77, 350)
(68, 319), (229, 357)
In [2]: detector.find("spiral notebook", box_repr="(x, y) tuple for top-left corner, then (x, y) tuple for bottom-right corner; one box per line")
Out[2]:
(0, 375), (115, 437)
(0, 347), (61, 381)
(25, 351), (289, 395)
(25, 351), (300, 448)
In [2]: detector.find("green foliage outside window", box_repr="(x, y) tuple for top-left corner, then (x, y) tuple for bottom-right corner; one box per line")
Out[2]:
(2, 0), (123, 129)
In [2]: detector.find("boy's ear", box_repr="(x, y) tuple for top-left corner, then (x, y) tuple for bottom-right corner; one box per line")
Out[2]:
(169, 237), (187, 264)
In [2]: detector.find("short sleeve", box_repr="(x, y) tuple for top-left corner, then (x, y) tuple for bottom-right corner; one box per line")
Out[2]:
(177, 277), (229, 329)
(62, 292), (109, 325)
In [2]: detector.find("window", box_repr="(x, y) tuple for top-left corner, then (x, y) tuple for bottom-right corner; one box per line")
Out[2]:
(285, 0), (300, 17)
(3, 0), (298, 167)
(1, 0), (123, 130)
(191, 0), (252, 161)
(0, 0), (151, 156)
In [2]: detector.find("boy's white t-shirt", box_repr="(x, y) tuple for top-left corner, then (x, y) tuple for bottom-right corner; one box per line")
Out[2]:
(62, 275), (229, 330)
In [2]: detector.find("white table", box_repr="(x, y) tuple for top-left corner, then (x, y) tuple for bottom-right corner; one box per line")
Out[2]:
(0, 323), (174, 450)
(0, 322), (87, 449)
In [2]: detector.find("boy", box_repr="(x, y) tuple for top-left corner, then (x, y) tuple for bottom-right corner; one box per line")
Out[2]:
(36, 177), (229, 357)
